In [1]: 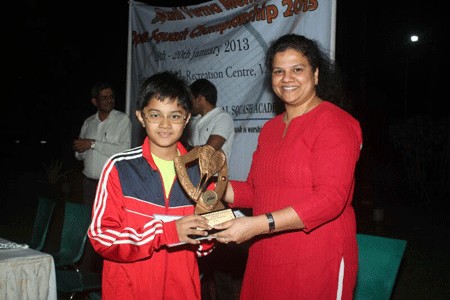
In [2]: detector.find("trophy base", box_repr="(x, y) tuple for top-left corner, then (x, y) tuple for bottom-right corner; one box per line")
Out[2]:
(200, 208), (236, 227)
(188, 208), (236, 239)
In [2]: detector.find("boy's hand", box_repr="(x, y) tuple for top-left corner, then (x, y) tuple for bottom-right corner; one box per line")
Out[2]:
(175, 214), (212, 245)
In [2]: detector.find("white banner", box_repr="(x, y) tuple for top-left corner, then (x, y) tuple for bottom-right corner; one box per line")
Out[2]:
(127, 0), (336, 180)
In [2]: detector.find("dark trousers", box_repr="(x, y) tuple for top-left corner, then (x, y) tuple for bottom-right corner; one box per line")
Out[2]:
(82, 175), (98, 206)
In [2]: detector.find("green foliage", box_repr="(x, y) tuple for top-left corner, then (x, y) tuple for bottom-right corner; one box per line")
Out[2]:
(43, 159), (70, 185)
(389, 116), (450, 203)
(42, 159), (83, 202)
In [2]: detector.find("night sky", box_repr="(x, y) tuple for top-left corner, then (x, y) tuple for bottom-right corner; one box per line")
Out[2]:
(3, 0), (446, 171)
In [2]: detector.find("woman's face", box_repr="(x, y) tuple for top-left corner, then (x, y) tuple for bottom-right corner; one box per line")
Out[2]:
(136, 97), (190, 156)
(271, 48), (318, 107)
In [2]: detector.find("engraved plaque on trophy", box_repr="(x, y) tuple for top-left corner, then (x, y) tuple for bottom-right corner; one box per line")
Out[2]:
(174, 145), (235, 227)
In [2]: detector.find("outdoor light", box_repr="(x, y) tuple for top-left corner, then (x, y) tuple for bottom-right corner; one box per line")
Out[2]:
(404, 34), (420, 119)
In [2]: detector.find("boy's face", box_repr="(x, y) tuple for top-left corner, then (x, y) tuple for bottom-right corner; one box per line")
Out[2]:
(136, 97), (190, 158)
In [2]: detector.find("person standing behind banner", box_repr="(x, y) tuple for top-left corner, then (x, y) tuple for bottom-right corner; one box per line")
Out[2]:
(187, 78), (235, 163)
(88, 71), (215, 300)
(73, 82), (132, 205)
(186, 79), (238, 299)
(213, 34), (363, 299)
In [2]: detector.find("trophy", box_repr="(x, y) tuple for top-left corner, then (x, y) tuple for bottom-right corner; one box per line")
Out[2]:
(174, 145), (235, 227)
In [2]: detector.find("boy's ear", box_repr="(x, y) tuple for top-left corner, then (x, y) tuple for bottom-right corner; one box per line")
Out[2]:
(91, 98), (98, 107)
(136, 111), (145, 127)
(185, 113), (191, 126)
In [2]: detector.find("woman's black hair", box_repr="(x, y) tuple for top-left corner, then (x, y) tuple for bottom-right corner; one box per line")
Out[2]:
(266, 34), (351, 112)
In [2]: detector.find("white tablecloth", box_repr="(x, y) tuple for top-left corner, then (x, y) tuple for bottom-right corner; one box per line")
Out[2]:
(0, 238), (57, 300)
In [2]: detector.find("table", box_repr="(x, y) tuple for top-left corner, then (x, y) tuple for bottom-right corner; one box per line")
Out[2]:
(0, 238), (57, 300)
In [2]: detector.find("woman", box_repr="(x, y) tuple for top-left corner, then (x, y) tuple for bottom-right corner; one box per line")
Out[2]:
(213, 34), (363, 299)
(88, 71), (214, 299)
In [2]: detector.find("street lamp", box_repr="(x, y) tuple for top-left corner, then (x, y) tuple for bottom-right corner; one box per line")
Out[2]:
(404, 34), (419, 119)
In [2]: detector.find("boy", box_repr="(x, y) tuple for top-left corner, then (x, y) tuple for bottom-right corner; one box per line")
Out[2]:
(88, 71), (214, 299)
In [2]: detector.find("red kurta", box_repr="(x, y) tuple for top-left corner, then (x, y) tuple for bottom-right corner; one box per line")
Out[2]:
(231, 101), (362, 299)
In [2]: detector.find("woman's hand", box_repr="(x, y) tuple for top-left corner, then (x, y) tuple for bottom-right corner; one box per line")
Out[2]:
(211, 215), (266, 244)
(175, 214), (212, 245)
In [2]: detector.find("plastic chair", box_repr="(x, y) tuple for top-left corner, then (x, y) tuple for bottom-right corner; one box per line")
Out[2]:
(88, 291), (102, 300)
(50, 201), (92, 270)
(49, 201), (102, 299)
(56, 270), (101, 299)
(354, 234), (407, 300)
(29, 196), (56, 251)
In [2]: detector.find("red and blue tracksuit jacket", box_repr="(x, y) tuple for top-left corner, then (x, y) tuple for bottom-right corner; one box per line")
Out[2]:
(88, 137), (214, 300)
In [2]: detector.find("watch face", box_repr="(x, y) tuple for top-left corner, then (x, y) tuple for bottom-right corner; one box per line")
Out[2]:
(91, 141), (95, 149)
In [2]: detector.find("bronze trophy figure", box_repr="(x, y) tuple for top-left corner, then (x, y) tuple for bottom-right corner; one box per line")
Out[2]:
(174, 145), (235, 226)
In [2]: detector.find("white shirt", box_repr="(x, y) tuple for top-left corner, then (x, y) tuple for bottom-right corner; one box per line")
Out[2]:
(188, 107), (235, 162)
(75, 109), (132, 179)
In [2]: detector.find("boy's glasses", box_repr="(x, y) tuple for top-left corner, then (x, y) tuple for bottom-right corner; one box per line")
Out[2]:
(142, 112), (187, 124)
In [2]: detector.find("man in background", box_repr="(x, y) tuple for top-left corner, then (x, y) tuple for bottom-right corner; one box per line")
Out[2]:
(73, 82), (132, 205)
(187, 79), (234, 162)
(72, 82), (131, 273)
